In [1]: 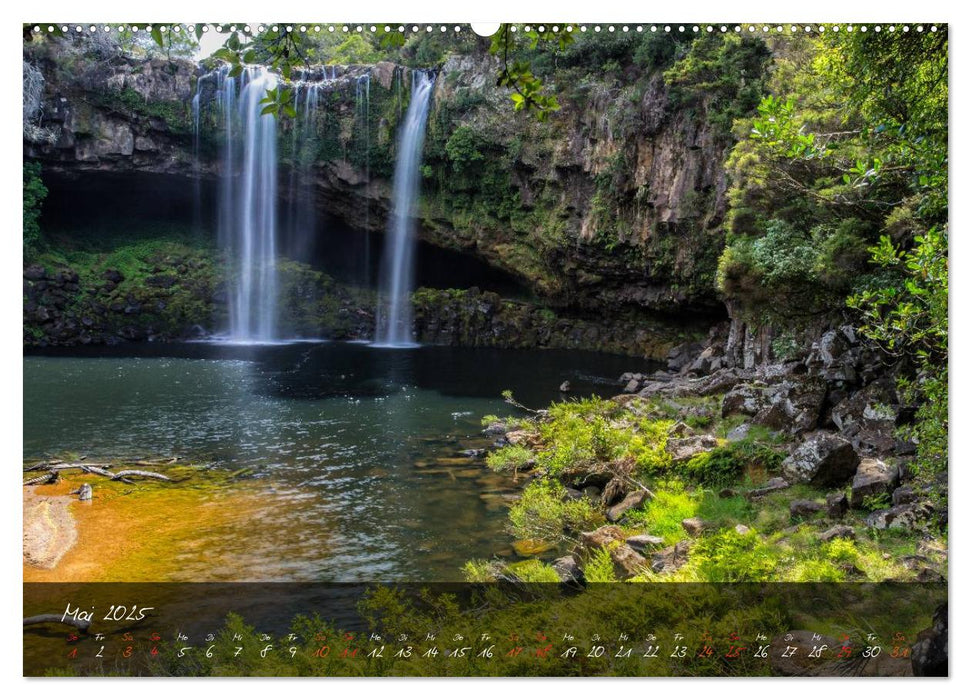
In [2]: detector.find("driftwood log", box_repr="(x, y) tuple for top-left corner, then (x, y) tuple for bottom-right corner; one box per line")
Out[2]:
(23, 461), (177, 487)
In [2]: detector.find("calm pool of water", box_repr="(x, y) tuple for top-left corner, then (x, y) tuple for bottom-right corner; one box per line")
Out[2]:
(24, 342), (645, 581)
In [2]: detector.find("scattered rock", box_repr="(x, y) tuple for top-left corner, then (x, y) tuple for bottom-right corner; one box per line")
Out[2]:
(551, 555), (584, 584)
(665, 434), (717, 462)
(623, 378), (641, 393)
(726, 423), (751, 442)
(826, 491), (849, 519)
(864, 502), (934, 530)
(721, 382), (768, 417)
(917, 539), (948, 561)
(103, 268), (125, 283)
(912, 603), (947, 676)
(819, 525), (855, 542)
(606, 489), (651, 523)
(650, 541), (691, 574)
(504, 430), (532, 446)
(625, 534), (665, 553)
(899, 555), (933, 571)
(482, 420), (508, 436)
(781, 432), (860, 487)
(681, 517), (709, 537)
(24, 264), (47, 280)
(850, 458), (900, 508)
(831, 380), (899, 454)
(916, 568), (946, 583)
(582, 485), (601, 501)
(580, 525), (624, 550)
(892, 485), (917, 506)
(746, 477), (790, 500)
(610, 544), (649, 579)
(734, 524), (751, 535)
(559, 381), (572, 393)
(789, 500), (824, 517)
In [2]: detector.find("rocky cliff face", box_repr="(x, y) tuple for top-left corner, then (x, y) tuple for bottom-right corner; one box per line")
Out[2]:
(24, 42), (203, 176)
(25, 37), (758, 356)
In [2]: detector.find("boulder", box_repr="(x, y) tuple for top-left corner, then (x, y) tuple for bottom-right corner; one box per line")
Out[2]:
(726, 423), (751, 442)
(734, 524), (751, 535)
(580, 525), (624, 550)
(582, 485), (601, 501)
(606, 489), (651, 523)
(623, 378), (641, 393)
(721, 383), (768, 417)
(24, 264), (47, 280)
(892, 485), (917, 506)
(504, 430), (532, 446)
(610, 544), (649, 579)
(789, 500), (824, 517)
(551, 555), (584, 584)
(864, 502), (934, 530)
(101, 267), (125, 284)
(912, 603), (948, 676)
(819, 525), (855, 542)
(559, 381), (572, 393)
(681, 517), (709, 537)
(665, 434), (717, 463)
(625, 534), (665, 553)
(782, 432), (860, 487)
(850, 458), (900, 508)
(667, 341), (704, 373)
(825, 491), (849, 519)
(831, 381), (899, 454)
(650, 541), (691, 574)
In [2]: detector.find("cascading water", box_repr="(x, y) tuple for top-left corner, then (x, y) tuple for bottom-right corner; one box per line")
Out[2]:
(355, 74), (371, 286)
(375, 70), (435, 347)
(285, 81), (321, 260)
(199, 65), (280, 342)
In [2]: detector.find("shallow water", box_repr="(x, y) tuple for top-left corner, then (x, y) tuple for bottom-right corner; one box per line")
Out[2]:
(24, 342), (646, 581)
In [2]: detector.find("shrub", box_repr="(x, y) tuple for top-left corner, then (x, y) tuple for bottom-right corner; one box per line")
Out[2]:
(505, 559), (562, 583)
(583, 547), (618, 583)
(23, 161), (47, 252)
(684, 441), (783, 487)
(486, 444), (534, 473)
(508, 478), (603, 544)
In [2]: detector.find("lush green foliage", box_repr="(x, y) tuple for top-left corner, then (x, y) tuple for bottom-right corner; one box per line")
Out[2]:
(507, 478), (603, 545)
(684, 440), (783, 487)
(485, 444), (533, 473)
(22, 161), (47, 251)
(719, 30), (948, 480)
(692, 528), (778, 582)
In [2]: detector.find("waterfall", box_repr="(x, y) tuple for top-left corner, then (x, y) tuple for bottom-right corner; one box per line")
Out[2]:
(191, 89), (202, 233)
(285, 82), (320, 261)
(356, 73), (371, 286)
(204, 65), (280, 342)
(375, 70), (435, 347)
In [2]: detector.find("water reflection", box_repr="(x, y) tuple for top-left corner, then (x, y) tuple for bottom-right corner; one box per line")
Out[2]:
(24, 342), (648, 581)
